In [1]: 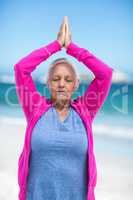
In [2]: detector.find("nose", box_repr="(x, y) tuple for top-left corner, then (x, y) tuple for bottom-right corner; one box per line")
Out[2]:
(58, 78), (65, 88)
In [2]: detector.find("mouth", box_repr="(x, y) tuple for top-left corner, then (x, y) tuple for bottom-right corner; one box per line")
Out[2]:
(57, 91), (67, 96)
(57, 90), (66, 93)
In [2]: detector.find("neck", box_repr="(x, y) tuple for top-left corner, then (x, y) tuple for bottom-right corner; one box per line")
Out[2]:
(51, 97), (71, 112)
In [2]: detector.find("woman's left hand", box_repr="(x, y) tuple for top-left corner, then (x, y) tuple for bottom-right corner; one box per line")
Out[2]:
(64, 16), (72, 49)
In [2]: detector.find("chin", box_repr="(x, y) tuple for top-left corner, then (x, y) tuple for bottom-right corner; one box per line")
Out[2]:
(56, 96), (70, 103)
(57, 97), (68, 102)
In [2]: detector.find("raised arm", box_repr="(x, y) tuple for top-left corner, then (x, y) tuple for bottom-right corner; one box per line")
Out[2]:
(14, 16), (68, 123)
(14, 40), (62, 123)
(64, 16), (113, 123)
(66, 42), (113, 123)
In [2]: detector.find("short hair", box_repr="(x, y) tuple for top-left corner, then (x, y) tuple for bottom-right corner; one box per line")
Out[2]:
(46, 57), (80, 83)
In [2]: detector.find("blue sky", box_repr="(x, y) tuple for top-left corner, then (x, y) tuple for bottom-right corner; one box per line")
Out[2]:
(0, 0), (133, 78)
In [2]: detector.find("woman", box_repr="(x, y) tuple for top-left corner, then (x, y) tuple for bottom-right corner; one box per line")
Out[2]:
(14, 16), (113, 200)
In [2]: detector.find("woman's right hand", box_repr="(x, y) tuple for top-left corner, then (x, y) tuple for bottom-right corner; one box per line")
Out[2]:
(57, 17), (66, 47)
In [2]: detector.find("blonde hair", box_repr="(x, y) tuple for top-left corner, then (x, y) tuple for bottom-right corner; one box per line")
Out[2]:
(46, 57), (80, 83)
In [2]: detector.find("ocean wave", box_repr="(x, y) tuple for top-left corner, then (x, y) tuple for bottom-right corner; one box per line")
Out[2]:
(92, 124), (133, 140)
(0, 116), (26, 125)
(0, 116), (133, 140)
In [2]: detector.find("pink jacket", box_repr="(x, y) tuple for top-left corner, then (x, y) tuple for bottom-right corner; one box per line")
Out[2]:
(14, 40), (113, 200)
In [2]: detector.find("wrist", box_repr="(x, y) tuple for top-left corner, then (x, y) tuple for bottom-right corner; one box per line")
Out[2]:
(66, 41), (80, 58)
(46, 40), (62, 55)
(65, 41), (72, 50)
(57, 39), (63, 48)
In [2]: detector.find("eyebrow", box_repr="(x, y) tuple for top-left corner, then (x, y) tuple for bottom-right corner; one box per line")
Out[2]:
(53, 75), (73, 78)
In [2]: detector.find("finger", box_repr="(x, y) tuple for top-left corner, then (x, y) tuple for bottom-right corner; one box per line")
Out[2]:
(63, 16), (68, 29)
(59, 17), (65, 32)
(65, 21), (69, 37)
(64, 17), (68, 31)
(60, 22), (64, 32)
(67, 20), (71, 35)
(62, 24), (66, 38)
(64, 16), (68, 24)
(65, 17), (71, 36)
(60, 21), (66, 35)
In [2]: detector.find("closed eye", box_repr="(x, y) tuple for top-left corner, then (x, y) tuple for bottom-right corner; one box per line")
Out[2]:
(66, 79), (73, 82)
(52, 76), (73, 82)
(52, 78), (59, 81)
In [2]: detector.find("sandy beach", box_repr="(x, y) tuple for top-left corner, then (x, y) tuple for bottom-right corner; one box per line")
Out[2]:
(0, 118), (133, 200)
(94, 135), (133, 200)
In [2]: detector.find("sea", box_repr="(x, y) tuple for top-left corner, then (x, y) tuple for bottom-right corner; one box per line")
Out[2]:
(0, 81), (133, 140)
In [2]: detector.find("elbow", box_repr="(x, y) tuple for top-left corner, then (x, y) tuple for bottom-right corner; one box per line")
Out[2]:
(109, 67), (113, 75)
(14, 61), (18, 69)
(14, 62), (21, 71)
(108, 67), (113, 80)
(97, 67), (113, 80)
(104, 67), (113, 85)
(104, 66), (113, 80)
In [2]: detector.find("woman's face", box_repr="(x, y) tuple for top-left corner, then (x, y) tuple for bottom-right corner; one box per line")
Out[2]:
(47, 63), (79, 103)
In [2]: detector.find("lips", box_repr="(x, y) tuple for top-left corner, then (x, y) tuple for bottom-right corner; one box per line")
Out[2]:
(57, 90), (66, 92)
(57, 91), (66, 96)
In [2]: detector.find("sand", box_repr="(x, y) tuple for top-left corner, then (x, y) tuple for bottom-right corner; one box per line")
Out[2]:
(0, 119), (133, 200)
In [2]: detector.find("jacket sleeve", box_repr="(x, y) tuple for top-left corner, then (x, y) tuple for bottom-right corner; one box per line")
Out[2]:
(14, 40), (62, 123)
(66, 42), (113, 123)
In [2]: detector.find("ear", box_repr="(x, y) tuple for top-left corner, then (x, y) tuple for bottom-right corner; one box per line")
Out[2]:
(46, 79), (50, 90)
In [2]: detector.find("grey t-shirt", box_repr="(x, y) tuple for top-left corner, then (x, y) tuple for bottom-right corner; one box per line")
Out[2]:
(26, 106), (88, 200)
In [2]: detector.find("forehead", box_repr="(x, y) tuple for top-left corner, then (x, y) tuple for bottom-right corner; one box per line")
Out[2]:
(52, 63), (75, 76)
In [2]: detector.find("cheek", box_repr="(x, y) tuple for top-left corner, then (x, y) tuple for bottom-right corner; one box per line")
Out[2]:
(50, 82), (58, 89)
(67, 84), (75, 92)
(48, 83), (57, 96)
